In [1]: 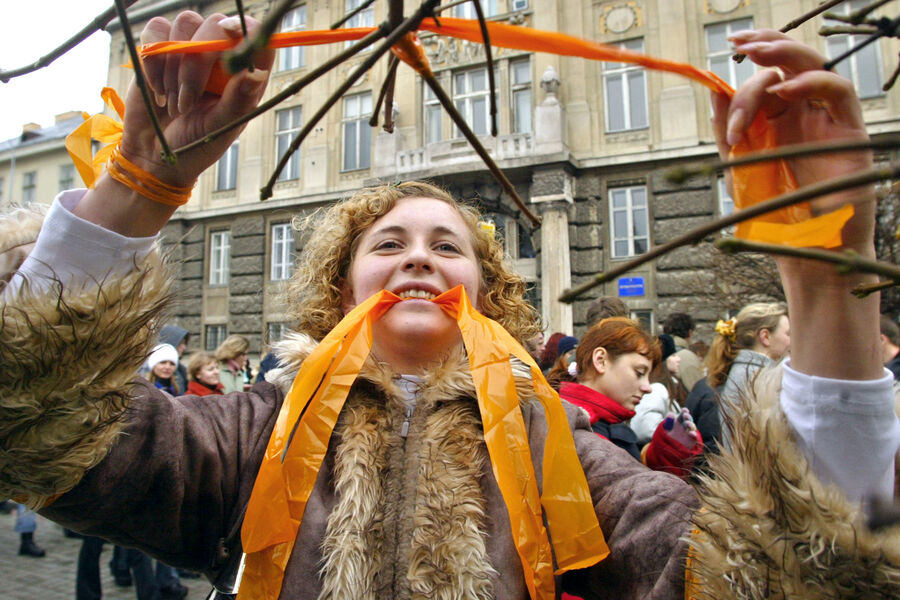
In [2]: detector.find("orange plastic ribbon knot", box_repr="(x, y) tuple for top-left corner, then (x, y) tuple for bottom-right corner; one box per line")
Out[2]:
(239, 286), (608, 600)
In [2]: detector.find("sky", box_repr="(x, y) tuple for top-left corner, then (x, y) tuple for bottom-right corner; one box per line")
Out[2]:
(0, 1), (114, 143)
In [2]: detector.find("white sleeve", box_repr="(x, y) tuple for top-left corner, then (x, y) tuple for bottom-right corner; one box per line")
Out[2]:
(780, 359), (900, 502)
(5, 189), (158, 297)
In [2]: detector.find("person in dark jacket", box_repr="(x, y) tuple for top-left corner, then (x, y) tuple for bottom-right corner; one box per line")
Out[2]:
(880, 315), (900, 380)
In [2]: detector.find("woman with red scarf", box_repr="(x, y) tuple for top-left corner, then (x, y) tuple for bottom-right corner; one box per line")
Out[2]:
(549, 318), (702, 477)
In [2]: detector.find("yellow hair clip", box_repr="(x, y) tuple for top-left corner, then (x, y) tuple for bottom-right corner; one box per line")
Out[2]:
(715, 318), (737, 341)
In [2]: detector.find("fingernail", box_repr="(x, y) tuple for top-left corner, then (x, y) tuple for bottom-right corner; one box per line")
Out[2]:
(726, 108), (745, 146)
(178, 83), (195, 114)
(727, 29), (755, 41)
(765, 80), (790, 95)
(218, 15), (243, 33)
(155, 91), (167, 108)
(167, 91), (178, 117)
(734, 41), (768, 53)
(240, 70), (268, 96)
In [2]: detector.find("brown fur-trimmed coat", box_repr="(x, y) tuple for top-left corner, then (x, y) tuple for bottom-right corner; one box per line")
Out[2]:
(2, 206), (900, 599)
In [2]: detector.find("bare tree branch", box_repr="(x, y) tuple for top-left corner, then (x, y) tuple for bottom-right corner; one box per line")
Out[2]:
(471, 0), (498, 136)
(0, 0), (141, 83)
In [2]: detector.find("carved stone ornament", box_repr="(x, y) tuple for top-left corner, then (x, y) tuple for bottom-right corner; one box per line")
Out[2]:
(602, 3), (640, 34)
(422, 36), (504, 67)
(541, 65), (561, 96)
(706, 0), (744, 14)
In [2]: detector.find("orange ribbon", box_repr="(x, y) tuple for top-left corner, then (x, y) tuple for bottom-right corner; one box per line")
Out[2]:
(135, 17), (854, 248)
(239, 286), (607, 600)
(65, 87), (125, 188)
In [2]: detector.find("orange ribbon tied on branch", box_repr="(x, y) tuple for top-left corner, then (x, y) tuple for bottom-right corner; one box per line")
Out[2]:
(65, 87), (125, 188)
(239, 286), (608, 600)
(134, 17), (855, 248)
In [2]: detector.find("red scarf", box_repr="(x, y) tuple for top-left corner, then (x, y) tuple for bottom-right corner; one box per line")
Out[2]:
(558, 382), (635, 424)
(186, 379), (224, 397)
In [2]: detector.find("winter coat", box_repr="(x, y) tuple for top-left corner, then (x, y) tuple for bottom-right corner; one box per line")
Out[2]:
(630, 382), (677, 445)
(3, 206), (900, 599)
(219, 362), (244, 394)
(670, 335), (703, 392)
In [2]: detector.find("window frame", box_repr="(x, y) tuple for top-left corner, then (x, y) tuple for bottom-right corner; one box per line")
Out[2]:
(275, 106), (303, 182)
(453, 66), (493, 137)
(209, 230), (231, 286)
(423, 83), (443, 144)
(602, 38), (649, 133)
(58, 164), (75, 192)
(705, 18), (755, 89)
(609, 185), (650, 259)
(216, 141), (239, 191)
(341, 92), (373, 172)
(510, 57), (532, 134)
(824, 0), (884, 99)
(205, 324), (227, 351)
(270, 222), (295, 281)
(278, 5), (307, 72)
(344, 0), (375, 47)
(455, 0), (497, 18)
(22, 171), (36, 204)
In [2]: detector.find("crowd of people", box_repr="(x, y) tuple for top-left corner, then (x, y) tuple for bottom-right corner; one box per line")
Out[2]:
(2, 9), (899, 600)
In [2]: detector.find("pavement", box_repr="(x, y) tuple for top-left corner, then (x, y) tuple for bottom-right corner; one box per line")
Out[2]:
(1, 509), (209, 600)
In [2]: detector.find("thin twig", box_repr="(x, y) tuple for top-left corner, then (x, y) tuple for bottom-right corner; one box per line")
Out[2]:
(885, 57), (900, 91)
(381, 0), (404, 133)
(370, 55), (400, 131)
(331, 0), (377, 30)
(558, 162), (900, 302)
(173, 27), (386, 156)
(819, 25), (880, 36)
(733, 0), (848, 63)
(261, 0), (444, 198)
(421, 71), (540, 227)
(666, 135), (900, 184)
(0, 0), (141, 82)
(823, 15), (900, 72)
(471, 0), (498, 136)
(228, 0), (297, 73)
(853, 279), (898, 298)
(850, 0), (896, 22)
(715, 238), (900, 281)
(234, 0), (253, 72)
(113, 0), (175, 164)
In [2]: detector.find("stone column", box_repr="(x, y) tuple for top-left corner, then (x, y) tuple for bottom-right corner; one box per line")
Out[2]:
(532, 168), (574, 335)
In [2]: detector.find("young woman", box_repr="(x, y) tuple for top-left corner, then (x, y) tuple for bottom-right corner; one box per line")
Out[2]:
(215, 334), (250, 394)
(185, 351), (224, 396)
(0, 14), (897, 600)
(548, 319), (702, 477)
(706, 302), (789, 446)
(630, 334), (689, 445)
(145, 343), (180, 396)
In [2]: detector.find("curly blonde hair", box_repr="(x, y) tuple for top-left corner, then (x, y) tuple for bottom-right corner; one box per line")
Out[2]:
(284, 181), (541, 343)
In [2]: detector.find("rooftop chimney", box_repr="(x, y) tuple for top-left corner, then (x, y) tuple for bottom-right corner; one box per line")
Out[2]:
(55, 111), (82, 123)
(21, 123), (41, 134)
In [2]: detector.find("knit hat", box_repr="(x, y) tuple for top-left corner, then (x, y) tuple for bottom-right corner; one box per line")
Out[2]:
(658, 334), (677, 362)
(557, 335), (578, 357)
(147, 343), (179, 370)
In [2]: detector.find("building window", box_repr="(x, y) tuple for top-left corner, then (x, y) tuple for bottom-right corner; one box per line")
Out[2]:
(424, 83), (442, 143)
(706, 18), (755, 89)
(826, 0), (883, 98)
(342, 92), (372, 171)
(455, 0), (497, 18)
(271, 223), (295, 281)
(510, 58), (532, 134)
(603, 39), (648, 132)
(209, 230), (231, 286)
(58, 164), (75, 192)
(276, 106), (303, 181)
(630, 309), (653, 333)
(267, 322), (288, 345)
(511, 0), (528, 10)
(344, 0), (375, 43)
(609, 186), (649, 258)
(717, 176), (734, 217)
(454, 67), (492, 137)
(22, 171), (36, 204)
(205, 324), (227, 351)
(278, 6), (306, 71)
(216, 141), (239, 191)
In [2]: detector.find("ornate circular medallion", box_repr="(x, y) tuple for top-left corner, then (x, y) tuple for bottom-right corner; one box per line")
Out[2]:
(605, 5), (637, 34)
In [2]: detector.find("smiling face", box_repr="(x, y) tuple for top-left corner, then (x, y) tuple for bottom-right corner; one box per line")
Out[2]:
(197, 360), (220, 387)
(584, 348), (653, 411)
(342, 196), (482, 372)
(152, 360), (177, 380)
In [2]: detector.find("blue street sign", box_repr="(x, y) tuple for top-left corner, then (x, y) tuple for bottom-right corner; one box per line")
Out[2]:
(618, 276), (645, 297)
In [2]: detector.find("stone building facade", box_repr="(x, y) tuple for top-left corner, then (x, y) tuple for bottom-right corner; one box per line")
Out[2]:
(91, 0), (900, 358)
